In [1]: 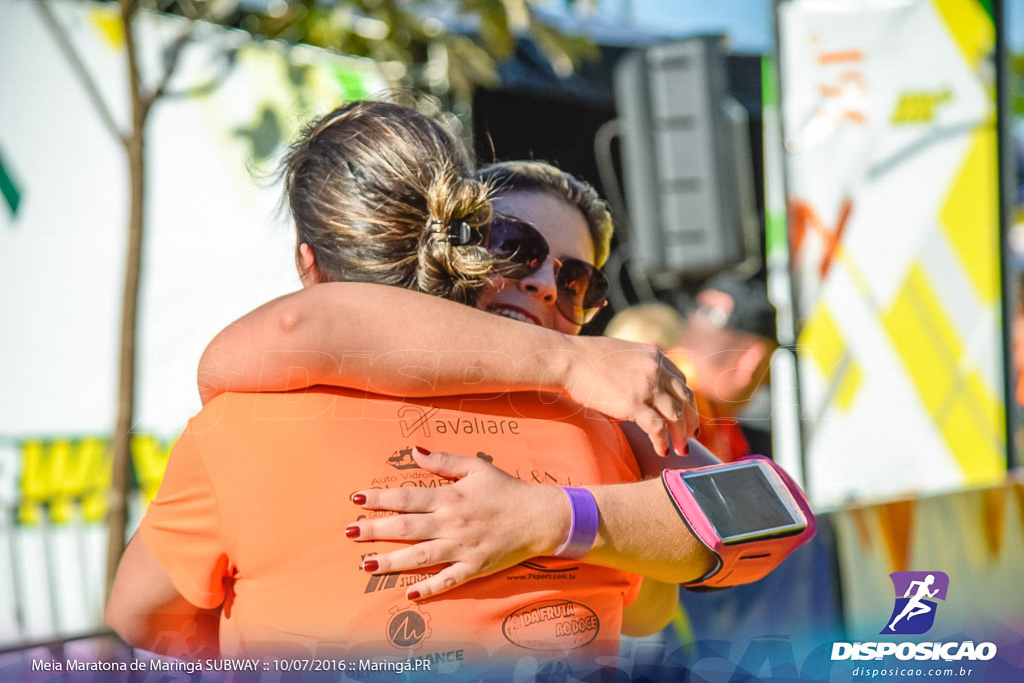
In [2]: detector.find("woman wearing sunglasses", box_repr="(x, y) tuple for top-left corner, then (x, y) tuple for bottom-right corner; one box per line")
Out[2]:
(199, 163), (697, 458)
(109, 101), (715, 669)
(463, 163), (612, 332)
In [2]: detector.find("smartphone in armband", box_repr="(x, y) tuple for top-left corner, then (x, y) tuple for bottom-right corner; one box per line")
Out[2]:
(662, 455), (816, 590)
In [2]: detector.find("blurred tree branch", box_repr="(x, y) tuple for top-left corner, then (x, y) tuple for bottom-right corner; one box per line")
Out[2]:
(36, 0), (220, 603)
(191, 0), (598, 99)
(40, 0), (596, 605)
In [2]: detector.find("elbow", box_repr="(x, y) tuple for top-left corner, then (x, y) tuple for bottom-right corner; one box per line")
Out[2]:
(622, 608), (674, 638)
(196, 300), (307, 403)
(665, 542), (720, 585)
(269, 289), (315, 338)
(106, 594), (221, 658)
(263, 302), (314, 359)
(105, 599), (145, 649)
(621, 580), (678, 637)
(275, 304), (305, 335)
(104, 601), (124, 642)
(105, 570), (154, 650)
(646, 547), (718, 585)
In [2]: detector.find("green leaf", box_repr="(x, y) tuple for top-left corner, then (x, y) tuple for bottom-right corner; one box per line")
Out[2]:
(463, 0), (514, 59)
(446, 35), (499, 96)
(198, 0), (598, 97)
(527, 12), (597, 78)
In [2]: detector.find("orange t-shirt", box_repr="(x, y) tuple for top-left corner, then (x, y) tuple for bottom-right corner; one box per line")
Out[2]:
(138, 387), (643, 668)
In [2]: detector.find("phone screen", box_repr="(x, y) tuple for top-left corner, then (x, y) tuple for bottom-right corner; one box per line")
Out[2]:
(683, 463), (803, 543)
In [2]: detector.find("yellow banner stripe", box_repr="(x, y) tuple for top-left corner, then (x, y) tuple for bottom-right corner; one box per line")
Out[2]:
(940, 370), (1006, 483)
(932, 0), (994, 69)
(939, 126), (1000, 304)
(799, 303), (863, 412)
(801, 303), (843, 378)
(834, 361), (863, 413)
(882, 264), (1004, 480)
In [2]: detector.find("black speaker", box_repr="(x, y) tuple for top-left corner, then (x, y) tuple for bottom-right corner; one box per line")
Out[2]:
(614, 36), (759, 282)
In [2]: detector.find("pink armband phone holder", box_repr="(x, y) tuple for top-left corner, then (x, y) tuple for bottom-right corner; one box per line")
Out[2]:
(662, 455), (816, 590)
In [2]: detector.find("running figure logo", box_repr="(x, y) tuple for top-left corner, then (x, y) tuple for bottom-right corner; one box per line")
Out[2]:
(882, 571), (949, 635)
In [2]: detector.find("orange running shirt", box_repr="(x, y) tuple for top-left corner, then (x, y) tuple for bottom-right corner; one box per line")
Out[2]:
(138, 388), (643, 668)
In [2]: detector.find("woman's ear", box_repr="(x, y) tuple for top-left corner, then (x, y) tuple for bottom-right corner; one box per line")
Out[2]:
(296, 243), (321, 287)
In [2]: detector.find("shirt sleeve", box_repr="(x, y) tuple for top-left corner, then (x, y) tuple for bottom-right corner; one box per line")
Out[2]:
(137, 423), (229, 610)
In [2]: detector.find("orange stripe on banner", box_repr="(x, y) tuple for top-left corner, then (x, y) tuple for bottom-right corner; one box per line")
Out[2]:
(1014, 480), (1024, 540)
(820, 198), (853, 278)
(980, 486), (1006, 561)
(788, 199), (811, 257)
(849, 507), (874, 554)
(817, 51), (864, 64)
(787, 198), (853, 280)
(877, 501), (914, 573)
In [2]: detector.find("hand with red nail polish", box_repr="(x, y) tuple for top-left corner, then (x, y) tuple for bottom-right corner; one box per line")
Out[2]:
(341, 449), (565, 601)
(561, 337), (700, 458)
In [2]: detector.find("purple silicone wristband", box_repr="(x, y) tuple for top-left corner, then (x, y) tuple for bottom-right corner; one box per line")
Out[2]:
(553, 487), (599, 559)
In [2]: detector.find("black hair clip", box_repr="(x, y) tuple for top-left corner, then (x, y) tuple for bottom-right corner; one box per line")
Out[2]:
(429, 220), (473, 246)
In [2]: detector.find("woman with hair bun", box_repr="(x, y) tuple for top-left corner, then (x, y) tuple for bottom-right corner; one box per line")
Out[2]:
(283, 101), (494, 303)
(106, 100), (716, 670)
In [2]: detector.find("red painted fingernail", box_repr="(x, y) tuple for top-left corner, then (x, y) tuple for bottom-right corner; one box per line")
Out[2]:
(683, 443), (690, 456)
(350, 493), (367, 505)
(363, 559), (379, 572)
(407, 590), (421, 600)
(345, 525), (360, 539)
(414, 446), (431, 456)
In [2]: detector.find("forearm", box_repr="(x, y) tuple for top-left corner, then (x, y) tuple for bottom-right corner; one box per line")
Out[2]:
(583, 478), (716, 584)
(582, 429), (716, 580)
(198, 283), (575, 403)
(510, 476), (715, 581)
(106, 535), (220, 659)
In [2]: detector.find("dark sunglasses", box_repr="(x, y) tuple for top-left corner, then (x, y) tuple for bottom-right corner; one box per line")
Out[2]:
(480, 214), (609, 325)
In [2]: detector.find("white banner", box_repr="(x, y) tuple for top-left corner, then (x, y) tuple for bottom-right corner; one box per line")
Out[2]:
(0, 0), (384, 644)
(778, 0), (1005, 507)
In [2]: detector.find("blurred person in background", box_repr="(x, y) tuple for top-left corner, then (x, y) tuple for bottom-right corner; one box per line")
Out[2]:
(1003, 222), (1024, 453)
(666, 274), (779, 462)
(604, 301), (687, 352)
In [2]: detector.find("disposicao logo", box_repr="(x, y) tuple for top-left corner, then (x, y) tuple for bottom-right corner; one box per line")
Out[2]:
(882, 570), (948, 635)
(831, 570), (997, 663)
